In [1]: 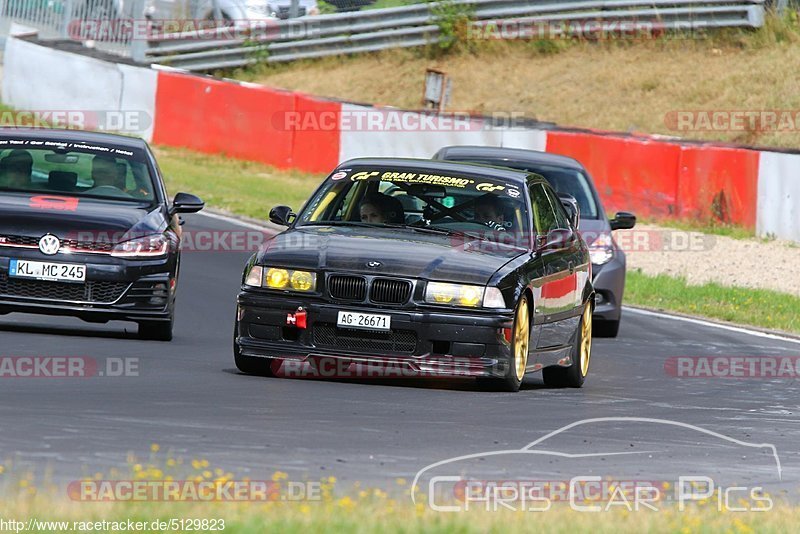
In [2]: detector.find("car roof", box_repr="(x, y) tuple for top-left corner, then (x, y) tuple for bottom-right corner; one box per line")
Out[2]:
(337, 157), (545, 185)
(436, 146), (586, 172)
(0, 128), (148, 150)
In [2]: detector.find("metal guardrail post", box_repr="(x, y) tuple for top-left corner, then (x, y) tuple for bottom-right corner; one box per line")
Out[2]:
(60, 0), (74, 38)
(130, 0), (148, 61)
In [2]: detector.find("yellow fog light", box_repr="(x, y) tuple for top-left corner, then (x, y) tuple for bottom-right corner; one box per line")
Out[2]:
(290, 270), (316, 291)
(266, 268), (289, 289)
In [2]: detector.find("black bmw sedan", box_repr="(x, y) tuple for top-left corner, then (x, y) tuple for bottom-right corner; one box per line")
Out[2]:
(433, 146), (636, 337)
(0, 129), (204, 340)
(235, 158), (594, 391)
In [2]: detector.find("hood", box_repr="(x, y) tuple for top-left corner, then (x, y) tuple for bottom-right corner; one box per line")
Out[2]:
(0, 192), (165, 243)
(257, 226), (526, 285)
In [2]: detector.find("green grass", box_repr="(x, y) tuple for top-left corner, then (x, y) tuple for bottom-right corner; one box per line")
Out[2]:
(3, 440), (796, 533)
(155, 146), (323, 220)
(626, 270), (800, 334)
(363, 0), (422, 10)
(0, 490), (795, 534)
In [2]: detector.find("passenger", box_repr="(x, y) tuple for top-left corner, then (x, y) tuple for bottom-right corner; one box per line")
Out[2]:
(0, 149), (33, 190)
(359, 193), (404, 224)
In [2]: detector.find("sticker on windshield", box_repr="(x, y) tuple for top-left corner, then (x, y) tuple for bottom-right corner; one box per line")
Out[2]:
(350, 170), (475, 189)
(507, 188), (521, 198)
(331, 171), (348, 181)
(476, 182), (505, 193)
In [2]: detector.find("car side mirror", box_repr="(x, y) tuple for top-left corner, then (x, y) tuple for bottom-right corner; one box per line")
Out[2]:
(269, 205), (295, 226)
(535, 228), (574, 252)
(558, 193), (580, 229)
(170, 192), (204, 216)
(610, 211), (636, 231)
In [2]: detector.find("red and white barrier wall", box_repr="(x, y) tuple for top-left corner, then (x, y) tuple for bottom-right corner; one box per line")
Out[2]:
(3, 36), (798, 243)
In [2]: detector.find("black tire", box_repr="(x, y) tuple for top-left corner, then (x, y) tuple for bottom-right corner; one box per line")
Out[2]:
(233, 336), (275, 377)
(138, 319), (173, 341)
(594, 318), (620, 338)
(479, 296), (531, 393)
(543, 303), (592, 388)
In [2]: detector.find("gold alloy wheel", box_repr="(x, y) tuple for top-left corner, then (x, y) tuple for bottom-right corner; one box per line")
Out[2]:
(580, 305), (593, 377)
(513, 299), (530, 381)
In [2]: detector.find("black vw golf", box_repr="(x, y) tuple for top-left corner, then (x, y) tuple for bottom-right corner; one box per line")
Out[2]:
(0, 129), (204, 340)
(235, 159), (594, 391)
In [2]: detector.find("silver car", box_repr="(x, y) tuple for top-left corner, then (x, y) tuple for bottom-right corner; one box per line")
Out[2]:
(433, 145), (636, 338)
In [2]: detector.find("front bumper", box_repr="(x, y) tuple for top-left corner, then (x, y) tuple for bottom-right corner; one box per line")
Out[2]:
(235, 289), (516, 378)
(0, 250), (176, 323)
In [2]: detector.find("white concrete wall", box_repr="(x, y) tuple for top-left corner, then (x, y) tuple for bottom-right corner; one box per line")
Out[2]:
(757, 151), (800, 243)
(3, 37), (157, 141)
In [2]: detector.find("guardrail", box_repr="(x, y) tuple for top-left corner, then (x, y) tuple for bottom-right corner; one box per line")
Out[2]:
(144, 0), (766, 71)
(0, 0), (766, 67)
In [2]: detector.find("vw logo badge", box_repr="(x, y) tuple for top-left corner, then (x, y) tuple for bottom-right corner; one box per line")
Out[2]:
(38, 234), (61, 255)
(366, 261), (382, 269)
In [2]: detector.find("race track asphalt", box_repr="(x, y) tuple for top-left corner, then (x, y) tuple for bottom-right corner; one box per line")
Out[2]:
(1, 213), (798, 502)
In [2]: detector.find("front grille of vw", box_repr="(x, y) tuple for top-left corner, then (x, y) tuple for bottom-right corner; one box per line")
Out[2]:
(328, 275), (367, 301)
(313, 323), (417, 354)
(0, 275), (129, 304)
(370, 278), (412, 304)
(0, 234), (113, 254)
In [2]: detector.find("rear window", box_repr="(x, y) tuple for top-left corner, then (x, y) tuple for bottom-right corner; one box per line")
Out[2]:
(449, 157), (600, 219)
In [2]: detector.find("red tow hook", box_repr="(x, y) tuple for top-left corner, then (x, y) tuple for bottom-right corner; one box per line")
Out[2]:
(286, 307), (308, 329)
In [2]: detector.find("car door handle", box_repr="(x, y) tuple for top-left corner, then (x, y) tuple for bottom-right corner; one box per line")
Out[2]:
(568, 261), (575, 274)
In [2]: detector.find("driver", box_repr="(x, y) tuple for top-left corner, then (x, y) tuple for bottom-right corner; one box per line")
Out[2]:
(85, 154), (133, 198)
(359, 193), (404, 224)
(474, 195), (507, 230)
(90, 154), (120, 189)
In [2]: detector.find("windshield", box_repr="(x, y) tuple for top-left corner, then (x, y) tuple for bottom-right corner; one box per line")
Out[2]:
(452, 158), (600, 219)
(297, 166), (531, 238)
(0, 143), (157, 204)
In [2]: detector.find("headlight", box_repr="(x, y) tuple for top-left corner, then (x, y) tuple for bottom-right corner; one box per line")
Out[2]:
(245, 265), (317, 292)
(589, 233), (615, 265)
(425, 282), (487, 308)
(245, 265), (263, 287)
(111, 234), (168, 258)
(483, 287), (506, 309)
